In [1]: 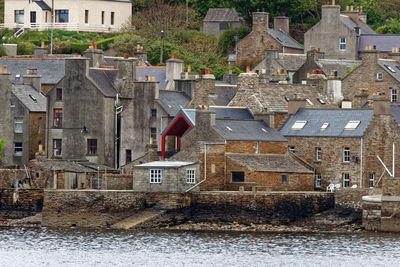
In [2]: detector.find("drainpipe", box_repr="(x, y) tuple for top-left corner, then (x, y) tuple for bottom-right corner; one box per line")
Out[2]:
(360, 137), (363, 188)
(114, 94), (123, 169)
(185, 141), (226, 192)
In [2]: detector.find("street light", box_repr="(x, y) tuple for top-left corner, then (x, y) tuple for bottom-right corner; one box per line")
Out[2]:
(160, 30), (165, 64)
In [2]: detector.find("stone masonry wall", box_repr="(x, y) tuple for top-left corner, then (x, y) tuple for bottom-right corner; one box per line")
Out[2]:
(0, 169), (28, 188)
(0, 189), (43, 219)
(335, 188), (381, 211)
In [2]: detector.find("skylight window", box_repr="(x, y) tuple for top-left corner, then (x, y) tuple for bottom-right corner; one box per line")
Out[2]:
(226, 126), (233, 131)
(261, 128), (268, 133)
(321, 122), (329, 131)
(29, 94), (37, 102)
(317, 98), (325, 104)
(396, 66), (400, 71)
(385, 64), (396, 73)
(306, 98), (314, 105)
(284, 97), (290, 102)
(291, 120), (307, 130)
(344, 120), (360, 130)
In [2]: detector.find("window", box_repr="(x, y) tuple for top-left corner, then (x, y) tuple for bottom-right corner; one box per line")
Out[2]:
(220, 22), (229, 30)
(10, 99), (15, 107)
(377, 72), (383, 81)
(150, 169), (162, 183)
(126, 149), (132, 163)
(321, 122), (329, 131)
(369, 173), (375, 188)
(231, 172), (245, 183)
(14, 118), (23, 133)
(55, 10), (69, 23)
(344, 120), (360, 130)
(316, 147), (321, 161)
(30, 11), (36, 23)
(53, 109), (63, 128)
(85, 10), (89, 24)
(151, 109), (157, 118)
(306, 98), (314, 105)
(186, 169), (196, 184)
(343, 147), (350, 162)
(56, 88), (62, 101)
(101, 11), (105, 25)
(111, 12), (115, 25)
(53, 139), (62, 157)
(343, 173), (350, 187)
(14, 143), (23, 157)
(150, 127), (157, 145)
(339, 37), (346, 51)
(289, 146), (295, 153)
(391, 88), (398, 102)
(291, 120), (307, 130)
(15, 10), (24, 24)
(282, 174), (288, 185)
(87, 139), (97, 155)
(315, 174), (322, 188)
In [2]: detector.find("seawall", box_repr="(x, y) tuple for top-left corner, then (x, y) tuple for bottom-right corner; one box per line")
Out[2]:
(0, 189), (44, 219)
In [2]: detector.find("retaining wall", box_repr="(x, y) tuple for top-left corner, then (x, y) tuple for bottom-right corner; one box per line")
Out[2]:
(0, 189), (44, 219)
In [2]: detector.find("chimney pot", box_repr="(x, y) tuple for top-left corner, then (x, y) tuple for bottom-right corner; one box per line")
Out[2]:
(246, 66), (251, 73)
(123, 53), (128, 59)
(4, 65), (7, 72)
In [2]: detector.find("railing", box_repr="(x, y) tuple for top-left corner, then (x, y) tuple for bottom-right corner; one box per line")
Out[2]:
(3, 23), (119, 33)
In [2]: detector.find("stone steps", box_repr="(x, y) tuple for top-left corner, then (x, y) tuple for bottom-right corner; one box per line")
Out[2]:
(110, 208), (165, 230)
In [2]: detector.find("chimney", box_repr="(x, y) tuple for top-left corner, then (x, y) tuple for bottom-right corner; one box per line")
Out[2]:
(34, 47), (48, 58)
(114, 58), (137, 97)
(237, 72), (259, 92)
(23, 68), (42, 92)
(288, 100), (307, 115)
(321, 4), (340, 25)
(360, 50), (380, 64)
(265, 49), (278, 76)
(274, 16), (290, 34)
(166, 55), (184, 90)
(195, 108), (216, 139)
(65, 58), (90, 79)
(252, 12), (269, 32)
(83, 48), (105, 68)
(186, 73), (216, 108)
(373, 100), (391, 115)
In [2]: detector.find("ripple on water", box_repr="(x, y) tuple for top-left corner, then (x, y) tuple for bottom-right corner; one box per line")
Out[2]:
(0, 228), (400, 266)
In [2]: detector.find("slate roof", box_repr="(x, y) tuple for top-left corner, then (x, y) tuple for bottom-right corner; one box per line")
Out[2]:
(204, 8), (241, 22)
(317, 59), (361, 79)
(134, 161), (198, 168)
(391, 103), (400, 126)
(0, 58), (65, 85)
(267, 29), (304, 50)
(280, 109), (374, 137)
(159, 90), (191, 116)
(12, 85), (46, 112)
(359, 34), (400, 52)
(253, 53), (306, 73)
(378, 59), (400, 82)
(339, 15), (375, 35)
(34, 1), (51, 10)
(211, 84), (238, 106)
(88, 68), (119, 97)
(136, 66), (168, 90)
(213, 119), (287, 141)
(30, 160), (117, 173)
(226, 153), (313, 173)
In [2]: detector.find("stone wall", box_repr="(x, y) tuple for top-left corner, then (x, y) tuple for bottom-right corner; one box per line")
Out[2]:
(0, 169), (28, 188)
(189, 191), (334, 224)
(335, 188), (381, 211)
(101, 174), (133, 190)
(0, 189), (43, 219)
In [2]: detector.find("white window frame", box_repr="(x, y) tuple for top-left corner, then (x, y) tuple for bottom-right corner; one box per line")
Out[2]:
(315, 174), (322, 188)
(150, 169), (162, 183)
(377, 72), (383, 81)
(321, 122), (329, 131)
(289, 146), (295, 153)
(344, 120), (360, 130)
(339, 37), (346, 51)
(186, 169), (196, 184)
(391, 88), (398, 102)
(14, 117), (23, 133)
(316, 147), (322, 161)
(291, 120), (307, 130)
(343, 147), (350, 162)
(53, 139), (62, 157)
(14, 142), (23, 157)
(343, 173), (350, 187)
(369, 173), (375, 188)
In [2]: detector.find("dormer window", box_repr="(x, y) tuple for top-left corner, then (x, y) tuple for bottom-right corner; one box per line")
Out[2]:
(344, 120), (360, 130)
(291, 120), (307, 130)
(339, 37), (346, 51)
(377, 72), (383, 81)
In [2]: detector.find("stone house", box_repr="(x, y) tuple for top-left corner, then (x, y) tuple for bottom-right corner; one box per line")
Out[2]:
(3, 0), (131, 33)
(0, 67), (46, 167)
(202, 8), (243, 38)
(342, 50), (400, 107)
(132, 161), (200, 193)
(46, 57), (118, 167)
(228, 72), (337, 129)
(279, 101), (400, 189)
(293, 49), (361, 83)
(304, 4), (375, 60)
(171, 108), (314, 191)
(236, 12), (303, 67)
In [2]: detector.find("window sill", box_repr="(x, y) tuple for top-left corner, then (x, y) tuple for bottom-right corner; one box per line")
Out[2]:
(86, 154), (98, 157)
(342, 161), (350, 164)
(375, 80), (383, 82)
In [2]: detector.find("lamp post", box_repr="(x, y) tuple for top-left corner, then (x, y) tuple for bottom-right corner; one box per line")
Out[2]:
(160, 30), (165, 64)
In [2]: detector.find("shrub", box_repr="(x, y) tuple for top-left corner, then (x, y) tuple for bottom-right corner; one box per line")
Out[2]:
(110, 33), (147, 56)
(16, 41), (36, 55)
(218, 26), (250, 55)
(70, 42), (90, 54)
